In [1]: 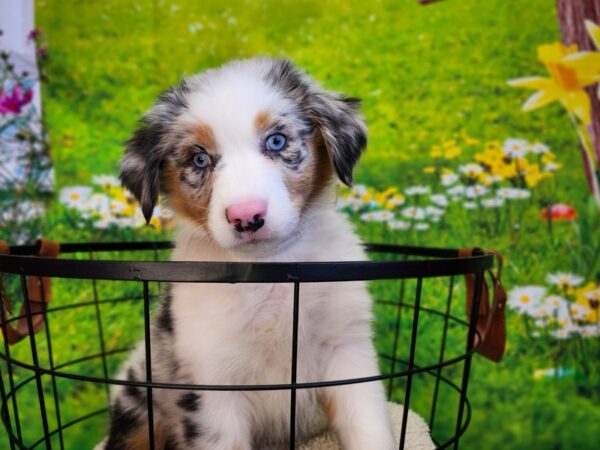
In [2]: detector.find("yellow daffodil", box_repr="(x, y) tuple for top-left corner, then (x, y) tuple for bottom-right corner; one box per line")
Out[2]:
(508, 42), (598, 124)
(562, 20), (600, 98)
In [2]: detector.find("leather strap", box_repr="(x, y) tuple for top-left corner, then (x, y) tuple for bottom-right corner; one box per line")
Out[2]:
(458, 248), (507, 362)
(0, 239), (60, 345)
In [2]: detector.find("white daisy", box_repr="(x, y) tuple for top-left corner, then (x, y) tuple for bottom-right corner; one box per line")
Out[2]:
(530, 142), (550, 154)
(430, 194), (448, 207)
(546, 272), (584, 289)
(580, 325), (599, 338)
(502, 138), (529, 158)
(352, 184), (368, 196)
(386, 195), (406, 207)
(109, 200), (127, 214)
(360, 210), (395, 222)
(447, 184), (465, 199)
(414, 222), (430, 231)
(459, 163), (483, 177)
(497, 187), (531, 200)
(481, 197), (504, 208)
(551, 327), (572, 340)
(92, 175), (120, 189)
(508, 286), (546, 315)
(544, 295), (569, 313)
(388, 220), (411, 230)
(81, 193), (111, 217)
(465, 184), (489, 198)
(531, 305), (551, 319)
(543, 162), (560, 172)
(94, 217), (119, 229)
(569, 303), (590, 321)
(401, 206), (426, 220)
(584, 288), (600, 303)
(425, 206), (444, 218)
(441, 173), (460, 186)
(59, 186), (93, 208)
(463, 201), (478, 210)
(404, 185), (430, 196)
(513, 189), (531, 199)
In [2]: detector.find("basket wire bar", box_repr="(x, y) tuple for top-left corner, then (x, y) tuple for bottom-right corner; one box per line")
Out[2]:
(0, 286), (22, 446)
(0, 362), (16, 450)
(19, 274), (52, 449)
(41, 298), (65, 450)
(0, 242), (494, 449)
(452, 272), (484, 450)
(386, 254), (408, 399)
(143, 281), (156, 450)
(398, 277), (423, 450)
(89, 251), (111, 404)
(428, 275), (455, 431)
(290, 281), (301, 450)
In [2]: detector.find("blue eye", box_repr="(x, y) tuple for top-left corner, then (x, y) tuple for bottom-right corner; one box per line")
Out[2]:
(193, 149), (211, 169)
(265, 133), (287, 152)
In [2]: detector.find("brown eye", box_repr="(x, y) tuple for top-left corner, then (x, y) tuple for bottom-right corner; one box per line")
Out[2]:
(193, 148), (211, 169)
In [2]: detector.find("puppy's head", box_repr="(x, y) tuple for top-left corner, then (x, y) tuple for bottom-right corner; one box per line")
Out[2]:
(120, 58), (366, 251)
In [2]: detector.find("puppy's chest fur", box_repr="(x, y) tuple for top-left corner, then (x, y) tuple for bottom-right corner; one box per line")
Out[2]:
(171, 281), (327, 386)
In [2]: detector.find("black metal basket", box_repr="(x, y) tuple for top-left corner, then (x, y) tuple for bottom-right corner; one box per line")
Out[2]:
(0, 241), (494, 450)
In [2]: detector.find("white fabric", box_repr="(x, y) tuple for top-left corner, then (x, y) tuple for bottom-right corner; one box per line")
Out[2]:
(300, 402), (436, 450)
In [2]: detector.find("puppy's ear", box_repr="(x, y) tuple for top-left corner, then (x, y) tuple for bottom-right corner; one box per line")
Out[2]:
(120, 121), (163, 223)
(120, 82), (190, 223)
(306, 92), (367, 186)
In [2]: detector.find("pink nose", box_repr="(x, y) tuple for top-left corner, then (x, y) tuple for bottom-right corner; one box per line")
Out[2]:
(226, 200), (267, 232)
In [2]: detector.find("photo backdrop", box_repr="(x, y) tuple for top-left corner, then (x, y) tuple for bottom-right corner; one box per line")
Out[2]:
(1, 1), (599, 449)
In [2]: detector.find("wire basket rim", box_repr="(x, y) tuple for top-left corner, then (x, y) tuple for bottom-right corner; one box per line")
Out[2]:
(0, 241), (494, 283)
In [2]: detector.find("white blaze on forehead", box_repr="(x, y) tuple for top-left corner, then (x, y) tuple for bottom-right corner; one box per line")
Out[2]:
(184, 61), (296, 153)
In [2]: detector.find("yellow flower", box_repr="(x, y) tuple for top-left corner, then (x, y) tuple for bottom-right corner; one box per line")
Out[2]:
(442, 139), (457, 148)
(562, 20), (600, 98)
(149, 216), (162, 230)
(430, 145), (443, 158)
(485, 141), (501, 152)
(508, 42), (598, 124)
(461, 131), (480, 146)
(541, 151), (556, 164)
(444, 146), (461, 160)
(477, 173), (494, 186)
(523, 164), (549, 187)
(423, 166), (436, 174)
(575, 282), (599, 323)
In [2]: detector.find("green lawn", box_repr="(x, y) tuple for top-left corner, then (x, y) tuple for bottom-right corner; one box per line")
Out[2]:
(0, 0), (598, 448)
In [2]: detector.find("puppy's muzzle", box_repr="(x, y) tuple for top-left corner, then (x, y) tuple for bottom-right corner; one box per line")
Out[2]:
(226, 200), (267, 232)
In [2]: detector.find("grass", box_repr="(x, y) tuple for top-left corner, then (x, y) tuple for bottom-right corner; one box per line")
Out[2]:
(0, 0), (598, 448)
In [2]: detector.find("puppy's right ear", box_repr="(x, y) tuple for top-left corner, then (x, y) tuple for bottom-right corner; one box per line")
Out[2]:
(120, 120), (162, 223)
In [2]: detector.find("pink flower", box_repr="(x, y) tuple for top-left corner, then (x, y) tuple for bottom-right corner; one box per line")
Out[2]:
(542, 204), (577, 221)
(36, 47), (48, 59)
(28, 28), (43, 41)
(0, 86), (34, 115)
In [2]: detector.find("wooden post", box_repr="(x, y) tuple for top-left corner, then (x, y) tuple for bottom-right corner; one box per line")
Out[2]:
(557, 0), (600, 197)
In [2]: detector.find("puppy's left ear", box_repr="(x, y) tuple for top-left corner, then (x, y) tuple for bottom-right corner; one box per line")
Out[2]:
(307, 93), (367, 186)
(120, 121), (163, 223)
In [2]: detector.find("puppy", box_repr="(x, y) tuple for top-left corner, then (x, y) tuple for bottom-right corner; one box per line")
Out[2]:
(99, 57), (395, 450)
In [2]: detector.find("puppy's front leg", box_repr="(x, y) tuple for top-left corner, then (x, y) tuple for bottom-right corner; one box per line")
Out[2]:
(321, 341), (395, 450)
(192, 391), (252, 450)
